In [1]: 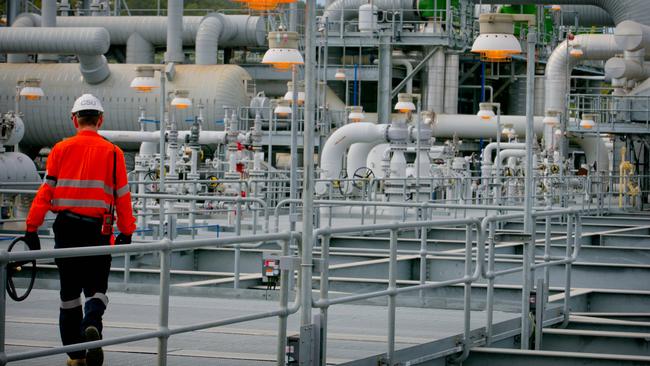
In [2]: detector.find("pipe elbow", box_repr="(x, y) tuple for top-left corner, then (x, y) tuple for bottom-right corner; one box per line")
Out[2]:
(195, 15), (223, 65)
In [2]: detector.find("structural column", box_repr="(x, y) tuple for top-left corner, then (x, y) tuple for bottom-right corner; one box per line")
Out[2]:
(377, 34), (392, 124)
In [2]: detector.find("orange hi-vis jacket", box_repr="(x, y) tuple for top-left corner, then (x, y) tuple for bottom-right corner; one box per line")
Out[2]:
(26, 130), (137, 236)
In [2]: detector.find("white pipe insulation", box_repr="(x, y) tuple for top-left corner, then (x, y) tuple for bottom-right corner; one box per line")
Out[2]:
(433, 114), (545, 139)
(482, 142), (526, 166)
(100, 130), (227, 145)
(0, 27), (111, 84)
(545, 34), (622, 115)
(318, 123), (389, 184)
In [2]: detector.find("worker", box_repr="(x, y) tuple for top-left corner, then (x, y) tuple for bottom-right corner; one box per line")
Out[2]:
(24, 94), (136, 366)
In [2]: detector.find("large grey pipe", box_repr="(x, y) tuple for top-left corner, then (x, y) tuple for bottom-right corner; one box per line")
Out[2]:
(0, 27), (111, 84)
(560, 5), (614, 27)
(9, 13), (266, 64)
(126, 33), (154, 64)
(165, 0), (185, 63)
(6, 13), (41, 63)
(195, 15), (262, 65)
(39, 0), (58, 62)
(474, 1), (650, 26)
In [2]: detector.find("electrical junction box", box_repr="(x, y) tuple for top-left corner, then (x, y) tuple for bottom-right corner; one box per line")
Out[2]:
(262, 252), (281, 288)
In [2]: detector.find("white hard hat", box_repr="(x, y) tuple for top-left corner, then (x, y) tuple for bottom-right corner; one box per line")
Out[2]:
(71, 94), (104, 114)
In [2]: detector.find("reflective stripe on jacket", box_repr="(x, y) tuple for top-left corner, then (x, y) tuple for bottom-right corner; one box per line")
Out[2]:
(26, 130), (136, 235)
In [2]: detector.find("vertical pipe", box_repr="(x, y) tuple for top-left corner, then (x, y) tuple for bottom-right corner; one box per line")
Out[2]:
(157, 243), (171, 366)
(319, 235), (330, 366)
(159, 72), (167, 192)
(0, 260), (6, 357)
(521, 28), (537, 350)
(387, 228), (398, 364)
(461, 224), (473, 357)
(300, 0), (316, 337)
(444, 53), (459, 114)
(289, 2), (298, 32)
(543, 215), (551, 289)
(165, 0), (185, 63)
(6, 0), (19, 25)
(353, 63), (359, 106)
(534, 277), (544, 350)
(419, 226), (427, 302)
(481, 62), (486, 102)
(377, 35), (392, 123)
(290, 66), (299, 233)
(277, 238), (290, 366)
(39, 0), (58, 63)
(485, 221), (496, 345)
(562, 214), (573, 327)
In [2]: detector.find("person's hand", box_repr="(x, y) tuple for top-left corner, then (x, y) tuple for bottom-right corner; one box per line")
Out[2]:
(23, 231), (41, 251)
(115, 233), (132, 245)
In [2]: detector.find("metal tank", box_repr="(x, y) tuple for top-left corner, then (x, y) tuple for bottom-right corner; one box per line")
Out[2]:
(0, 64), (251, 147)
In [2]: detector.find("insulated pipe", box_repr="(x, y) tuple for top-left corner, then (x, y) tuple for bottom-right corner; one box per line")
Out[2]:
(126, 33), (154, 64)
(444, 53), (459, 114)
(318, 123), (389, 183)
(165, 0), (185, 63)
(322, 0), (416, 22)
(615, 20), (650, 52)
(393, 59), (413, 94)
(195, 15), (224, 65)
(433, 114), (545, 139)
(475, 1), (650, 26)
(100, 130), (227, 145)
(347, 142), (380, 179)
(0, 27), (111, 84)
(496, 149), (526, 166)
(39, 0), (58, 63)
(6, 13), (41, 63)
(424, 48), (446, 113)
(605, 57), (650, 82)
(560, 5), (614, 27)
(0, 64), (250, 147)
(482, 142), (526, 166)
(545, 34), (621, 115)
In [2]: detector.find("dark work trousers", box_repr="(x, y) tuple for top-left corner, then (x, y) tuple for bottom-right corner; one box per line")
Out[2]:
(53, 213), (112, 360)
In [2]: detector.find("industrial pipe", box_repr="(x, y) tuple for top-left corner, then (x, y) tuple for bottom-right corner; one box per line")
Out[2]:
(317, 122), (389, 186)
(39, 0), (58, 63)
(165, 0), (185, 63)
(100, 130), (227, 145)
(545, 34), (621, 115)
(482, 142), (526, 166)
(0, 27), (111, 84)
(322, 0), (416, 22)
(126, 33), (154, 64)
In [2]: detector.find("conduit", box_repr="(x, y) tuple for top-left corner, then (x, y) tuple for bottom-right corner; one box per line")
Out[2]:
(0, 27), (111, 84)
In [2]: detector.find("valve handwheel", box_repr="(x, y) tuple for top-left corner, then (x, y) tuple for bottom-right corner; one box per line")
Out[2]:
(6, 237), (37, 302)
(352, 167), (375, 189)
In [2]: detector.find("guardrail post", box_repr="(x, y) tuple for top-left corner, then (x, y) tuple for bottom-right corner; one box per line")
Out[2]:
(0, 258), (7, 365)
(485, 221), (496, 345)
(157, 241), (172, 366)
(419, 226), (427, 303)
(277, 238), (290, 366)
(319, 234), (330, 366)
(233, 244), (241, 289)
(562, 214), (574, 328)
(534, 277), (544, 350)
(387, 228), (398, 364)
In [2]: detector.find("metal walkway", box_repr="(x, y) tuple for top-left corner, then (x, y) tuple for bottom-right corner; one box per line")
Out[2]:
(6, 289), (517, 365)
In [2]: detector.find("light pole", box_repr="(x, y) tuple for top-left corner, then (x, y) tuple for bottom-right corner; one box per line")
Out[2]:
(471, 11), (537, 350)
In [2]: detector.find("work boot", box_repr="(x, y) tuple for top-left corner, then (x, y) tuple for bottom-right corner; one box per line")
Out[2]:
(66, 359), (86, 366)
(84, 326), (103, 366)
